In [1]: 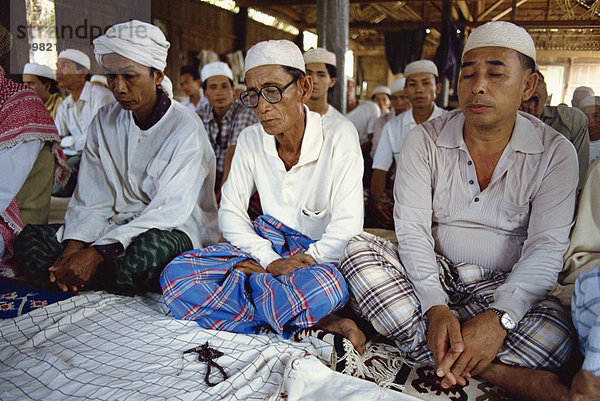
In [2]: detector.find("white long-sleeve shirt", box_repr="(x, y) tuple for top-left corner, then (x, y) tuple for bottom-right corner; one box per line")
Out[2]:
(57, 101), (220, 249)
(219, 106), (364, 267)
(54, 82), (115, 156)
(346, 100), (381, 144)
(394, 110), (578, 322)
(372, 105), (446, 171)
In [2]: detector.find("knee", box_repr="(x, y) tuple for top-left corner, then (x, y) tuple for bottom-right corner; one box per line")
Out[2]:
(573, 266), (600, 306)
(305, 264), (349, 306)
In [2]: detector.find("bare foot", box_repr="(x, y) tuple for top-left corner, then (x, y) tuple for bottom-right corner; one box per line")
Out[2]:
(314, 314), (367, 354)
(479, 362), (569, 401)
(569, 370), (600, 401)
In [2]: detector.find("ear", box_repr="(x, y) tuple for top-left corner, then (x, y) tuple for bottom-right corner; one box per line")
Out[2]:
(329, 76), (337, 89)
(44, 81), (52, 92)
(153, 69), (165, 86)
(300, 74), (313, 103)
(435, 81), (442, 95)
(521, 71), (538, 102)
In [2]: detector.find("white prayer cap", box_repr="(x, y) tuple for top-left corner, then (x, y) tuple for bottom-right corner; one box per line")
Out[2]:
(160, 75), (173, 98)
(390, 77), (406, 94)
(244, 40), (305, 75)
(93, 20), (170, 71)
(371, 85), (391, 98)
(58, 49), (91, 70)
(462, 21), (536, 62)
(573, 86), (595, 99)
(579, 95), (600, 109)
(23, 63), (56, 80)
(90, 74), (108, 86)
(303, 48), (336, 67)
(404, 60), (438, 78)
(201, 61), (233, 82)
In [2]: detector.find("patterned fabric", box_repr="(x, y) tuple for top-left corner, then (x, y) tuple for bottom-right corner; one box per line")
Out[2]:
(197, 99), (258, 175)
(160, 215), (348, 338)
(339, 232), (575, 371)
(572, 266), (600, 375)
(13, 224), (192, 294)
(0, 276), (73, 319)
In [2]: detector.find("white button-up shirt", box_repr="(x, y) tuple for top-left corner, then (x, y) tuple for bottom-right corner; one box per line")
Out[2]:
(372, 105), (446, 171)
(219, 106), (364, 267)
(346, 100), (381, 144)
(324, 103), (349, 123)
(54, 81), (115, 156)
(57, 101), (220, 249)
(394, 109), (578, 322)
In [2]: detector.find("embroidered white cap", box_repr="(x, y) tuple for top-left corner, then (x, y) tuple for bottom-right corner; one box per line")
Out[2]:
(23, 63), (56, 80)
(371, 85), (391, 97)
(390, 77), (406, 94)
(244, 39), (305, 75)
(303, 47), (336, 67)
(90, 74), (108, 86)
(201, 61), (233, 82)
(462, 21), (536, 62)
(58, 49), (91, 70)
(404, 60), (438, 78)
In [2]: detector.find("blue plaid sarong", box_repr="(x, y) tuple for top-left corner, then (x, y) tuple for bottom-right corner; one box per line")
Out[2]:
(572, 265), (600, 376)
(160, 215), (349, 338)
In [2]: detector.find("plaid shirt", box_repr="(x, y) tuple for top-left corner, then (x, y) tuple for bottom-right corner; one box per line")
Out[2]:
(573, 266), (600, 375)
(197, 99), (259, 174)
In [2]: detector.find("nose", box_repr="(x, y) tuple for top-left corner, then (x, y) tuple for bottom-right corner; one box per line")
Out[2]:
(112, 75), (127, 94)
(471, 74), (486, 95)
(255, 93), (272, 114)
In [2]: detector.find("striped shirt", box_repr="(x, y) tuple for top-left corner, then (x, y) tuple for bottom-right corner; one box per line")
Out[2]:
(573, 267), (600, 375)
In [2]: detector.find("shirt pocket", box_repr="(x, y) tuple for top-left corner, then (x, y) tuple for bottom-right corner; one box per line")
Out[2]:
(499, 200), (530, 233)
(141, 157), (169, 195)
(300, 207), (330, 241)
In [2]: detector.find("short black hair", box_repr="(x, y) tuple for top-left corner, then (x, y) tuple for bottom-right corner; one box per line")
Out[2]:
(325, 63), (337, 79)
(38, 75), (59, 94)
(202, 77), (234, 91)
(534, 68), (545, 82)
(517, 52), (536, 73)
(181, 65), (200, 80)
(73, 61), (91, 81)
(282, 66), (306, 81)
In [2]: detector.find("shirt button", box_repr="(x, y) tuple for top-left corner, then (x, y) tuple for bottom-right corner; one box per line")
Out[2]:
(467, 161), (473, 165)
(474, 197), (479, 202)
(469, 180), (474, 184)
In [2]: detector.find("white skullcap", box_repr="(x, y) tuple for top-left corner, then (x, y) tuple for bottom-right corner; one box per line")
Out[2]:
(573, 86), (595, 98)
(201, 61), (233, 82)
(303, 48), (336, 67)
(90, 74), (108, 86)
(58, 49), (91, 70)
(93, 20), (170, 71)
(462, 21), (536, 62)
(404, 60), (438, 78)
(244, 40), (305, 75)
(579, 96), (600, 109)
(23, 63), (56, 80)
(160, 75), (173, 98)
(390, 77), (406, 94)
(371, 85), (391, 97)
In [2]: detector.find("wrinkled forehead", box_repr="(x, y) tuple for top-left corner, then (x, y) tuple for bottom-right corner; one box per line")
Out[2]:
(461, 46), (522, 67)
(101, 53), (147, 72)
(245, 64), (288, 87)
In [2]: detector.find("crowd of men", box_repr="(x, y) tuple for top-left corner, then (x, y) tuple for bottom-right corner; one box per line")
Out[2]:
(1, 19), (600, 400)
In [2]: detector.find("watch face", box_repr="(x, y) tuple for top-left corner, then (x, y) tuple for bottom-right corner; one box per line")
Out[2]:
(501, 313), (517, 330)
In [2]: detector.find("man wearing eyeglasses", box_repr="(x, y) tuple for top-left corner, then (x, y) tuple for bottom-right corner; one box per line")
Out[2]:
(161, 39), (366, 355)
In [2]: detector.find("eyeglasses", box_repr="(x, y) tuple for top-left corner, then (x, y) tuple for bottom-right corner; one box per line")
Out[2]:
(240, 77), (299, 108)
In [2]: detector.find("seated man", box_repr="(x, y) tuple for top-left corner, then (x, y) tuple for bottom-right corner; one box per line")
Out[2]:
(369, 60), (446, 228)
(579, 96), (600, 165)
(520, 69), (589, 190)
(196, 61), (259, 200)
(161, 40), (365, 352)
(180, 65), (208, 113)
(22, 63), (65, 119)
(340, 22), (578, 400)
(13, 20), (219, 295)
(303, 47), (347, 122)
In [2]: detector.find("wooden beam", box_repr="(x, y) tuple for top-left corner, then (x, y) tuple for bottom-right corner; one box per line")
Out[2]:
(329, 19), (600, 31)
(237, 0), (400, 5)
(491, 0), (528, 21)
(477, 0), (504, 21)
(456, 0), (473, 22)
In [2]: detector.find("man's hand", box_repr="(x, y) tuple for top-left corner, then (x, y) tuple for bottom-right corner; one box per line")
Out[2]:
(443, 310), (507, 388)
(266, 253), (317, 276)
(53, 240), (87, 267)
(427, 305), (464, 386)
(569, 370), (600, 401)
(233, 259), (267, 275)
(374, 201), (393, 226)
(49, 246), (103, 292)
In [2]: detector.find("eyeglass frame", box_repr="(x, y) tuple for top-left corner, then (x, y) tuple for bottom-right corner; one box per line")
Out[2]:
(239, 76), (300, 108)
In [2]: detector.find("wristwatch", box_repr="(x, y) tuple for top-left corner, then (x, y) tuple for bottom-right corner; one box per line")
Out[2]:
(489, 308), (517, 331)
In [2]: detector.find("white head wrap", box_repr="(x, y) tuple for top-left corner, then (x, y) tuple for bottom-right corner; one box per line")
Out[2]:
(579, 95), (600, 109)
(462, 21), (536, 62)
(390, 77), (406, 94)
(201, 61), (233, 82)
(90, 74), (108, 86)
(303, 48), (336, 67)
(160, 75), (173, 98)
(58, 49), (91, 70)
(93, 20), (170, 71)
(371, 85), (391, 98)
(244, 40), (305, 75)
(23, 63), (56, 80)
(404, 60), (438, 78)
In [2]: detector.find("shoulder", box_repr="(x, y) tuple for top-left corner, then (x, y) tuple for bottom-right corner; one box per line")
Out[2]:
(555, 103), (588, 127)
(320, 111), (361, 153)
(518, 111), (577, 158)
(89, 84), (115, 103)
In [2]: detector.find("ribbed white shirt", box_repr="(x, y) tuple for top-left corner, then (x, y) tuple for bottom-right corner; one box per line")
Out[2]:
(394, 109), (579, 322)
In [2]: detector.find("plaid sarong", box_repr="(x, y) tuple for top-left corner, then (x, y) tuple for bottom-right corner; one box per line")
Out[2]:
(340, 232), (575, 371)
(572, 266), (600, 375)
(160, 215), (349, 338)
